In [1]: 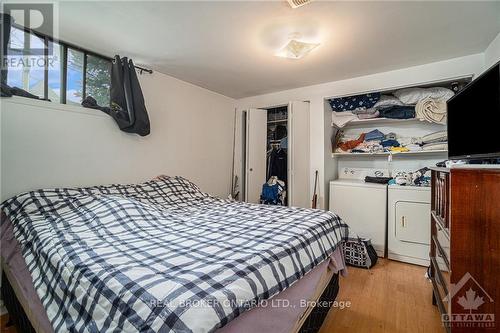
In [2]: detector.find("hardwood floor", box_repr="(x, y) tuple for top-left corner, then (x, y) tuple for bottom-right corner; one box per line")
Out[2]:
(0, 259), (443, 333)
(319, 259), (444, 333)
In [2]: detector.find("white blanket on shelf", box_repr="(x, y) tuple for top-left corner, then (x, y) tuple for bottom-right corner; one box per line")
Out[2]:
(394, 87), (454, 104)
(415, 97), (447, 124)
(331, 111), (357, 128)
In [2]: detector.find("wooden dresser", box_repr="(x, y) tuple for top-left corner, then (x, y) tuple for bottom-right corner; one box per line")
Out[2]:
(430, 167), (500, 332)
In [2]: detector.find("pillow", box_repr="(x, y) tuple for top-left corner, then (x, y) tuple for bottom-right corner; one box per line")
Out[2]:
(373, 95), (404, 108)
(394, 87), (454, 104)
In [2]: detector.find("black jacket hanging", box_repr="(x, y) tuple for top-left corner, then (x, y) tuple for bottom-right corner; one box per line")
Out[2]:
(82, 55), (150, 136)
(268, 148), (287, 183)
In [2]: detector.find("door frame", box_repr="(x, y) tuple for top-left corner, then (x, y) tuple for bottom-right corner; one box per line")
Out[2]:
(239, 101), (310, 208)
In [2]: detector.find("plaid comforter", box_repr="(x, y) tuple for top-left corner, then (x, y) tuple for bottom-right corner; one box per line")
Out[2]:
(1, 176), (359, 333)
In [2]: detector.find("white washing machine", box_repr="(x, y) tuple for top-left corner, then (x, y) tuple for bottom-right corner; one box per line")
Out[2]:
(387, 185), (431, 266)
(329, 180), (387, 257)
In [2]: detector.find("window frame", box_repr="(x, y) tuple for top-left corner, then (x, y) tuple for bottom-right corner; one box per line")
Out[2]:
(6, 21), (113, 106)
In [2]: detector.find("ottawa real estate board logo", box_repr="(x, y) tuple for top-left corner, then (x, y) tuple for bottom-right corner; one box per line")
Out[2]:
(442, 272), (495, 328)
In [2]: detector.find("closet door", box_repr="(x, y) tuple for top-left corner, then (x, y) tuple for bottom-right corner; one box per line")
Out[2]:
(288, 101), (310, 208)
(245, 109), (267, 203)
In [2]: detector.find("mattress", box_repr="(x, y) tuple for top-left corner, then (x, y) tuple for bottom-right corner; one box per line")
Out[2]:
(0, 176), (356, 332)
(1, 215), (344, 333)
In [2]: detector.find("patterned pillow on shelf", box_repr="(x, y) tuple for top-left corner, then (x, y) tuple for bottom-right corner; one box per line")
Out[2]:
(329, 93), (381, 112)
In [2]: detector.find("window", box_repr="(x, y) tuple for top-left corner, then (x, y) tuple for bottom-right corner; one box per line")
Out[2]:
(66, 48), (84, 105)
(6, 27), (45, 98)
(47, 41), (63, 101)
(5, 24), (112, 106)
(86, 54), (111, 107)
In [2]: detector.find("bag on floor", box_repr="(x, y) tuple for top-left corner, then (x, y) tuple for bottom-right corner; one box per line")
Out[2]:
(343, 238), (378, 269)
(260, 183), (280, 205)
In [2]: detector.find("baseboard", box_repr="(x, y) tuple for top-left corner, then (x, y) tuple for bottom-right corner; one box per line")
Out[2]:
(374, 245), (385, 258)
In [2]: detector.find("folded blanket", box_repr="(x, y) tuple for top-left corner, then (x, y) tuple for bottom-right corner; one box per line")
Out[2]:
(394, 87), (454, 104)
(422, 130), (447, 144)
(415, 97), (447, 124)
(381, 139), (400, 148)
(422, 142), (448, 151)
(405, 144), (423, 152)
(390, 147), (410, 153)
(332, 111), (358, 128)
(385, 132), (397, 140)
(399, 136), (423, 146)
(352, 108), (378, 115)
(357, 111), (380, 119)
(365, 129), (385, 141)
(378, 105), (415, 119)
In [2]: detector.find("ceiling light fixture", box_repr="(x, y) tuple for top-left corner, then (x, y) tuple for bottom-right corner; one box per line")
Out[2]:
(276, 39), (320, 59)
(287, 0), (313, 9)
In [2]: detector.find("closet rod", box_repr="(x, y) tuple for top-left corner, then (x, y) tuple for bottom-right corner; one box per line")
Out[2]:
(268, 119), (288, 124)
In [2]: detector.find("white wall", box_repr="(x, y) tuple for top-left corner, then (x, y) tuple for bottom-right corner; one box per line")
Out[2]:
(236, 53), (485, 209)
(0, 71), (236, 201)
(484, 32), (500, 69)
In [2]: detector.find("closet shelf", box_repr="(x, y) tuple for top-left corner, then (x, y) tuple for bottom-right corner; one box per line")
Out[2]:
(268, 119), (288, 124)
(332, 150), (448, 158)
(332, 117), (445, 128)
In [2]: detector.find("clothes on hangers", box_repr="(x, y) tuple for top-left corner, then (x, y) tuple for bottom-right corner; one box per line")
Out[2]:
(279, 136), (288, 149)
(274, 125), (287, 140)
(267, 148), (287, 183)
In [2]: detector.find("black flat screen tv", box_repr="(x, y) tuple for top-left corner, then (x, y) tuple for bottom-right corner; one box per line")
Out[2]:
(447, 61), (500, 160)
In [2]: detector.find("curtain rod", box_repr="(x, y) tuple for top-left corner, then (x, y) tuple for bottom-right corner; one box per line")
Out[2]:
(9, 20), (154, 75)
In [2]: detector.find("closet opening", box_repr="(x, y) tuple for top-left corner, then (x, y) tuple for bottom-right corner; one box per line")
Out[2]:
(241, 101), (309, 208)
(264, 106), (289, 206)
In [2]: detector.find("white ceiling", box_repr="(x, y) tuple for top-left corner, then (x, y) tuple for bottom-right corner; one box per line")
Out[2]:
(54, 1), (500, 99)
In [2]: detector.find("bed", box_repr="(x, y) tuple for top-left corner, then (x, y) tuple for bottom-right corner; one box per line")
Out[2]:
(0, 176), (368, 333)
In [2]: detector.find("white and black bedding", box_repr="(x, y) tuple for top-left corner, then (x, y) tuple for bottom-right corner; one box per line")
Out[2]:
(1, 176), (367, 333)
